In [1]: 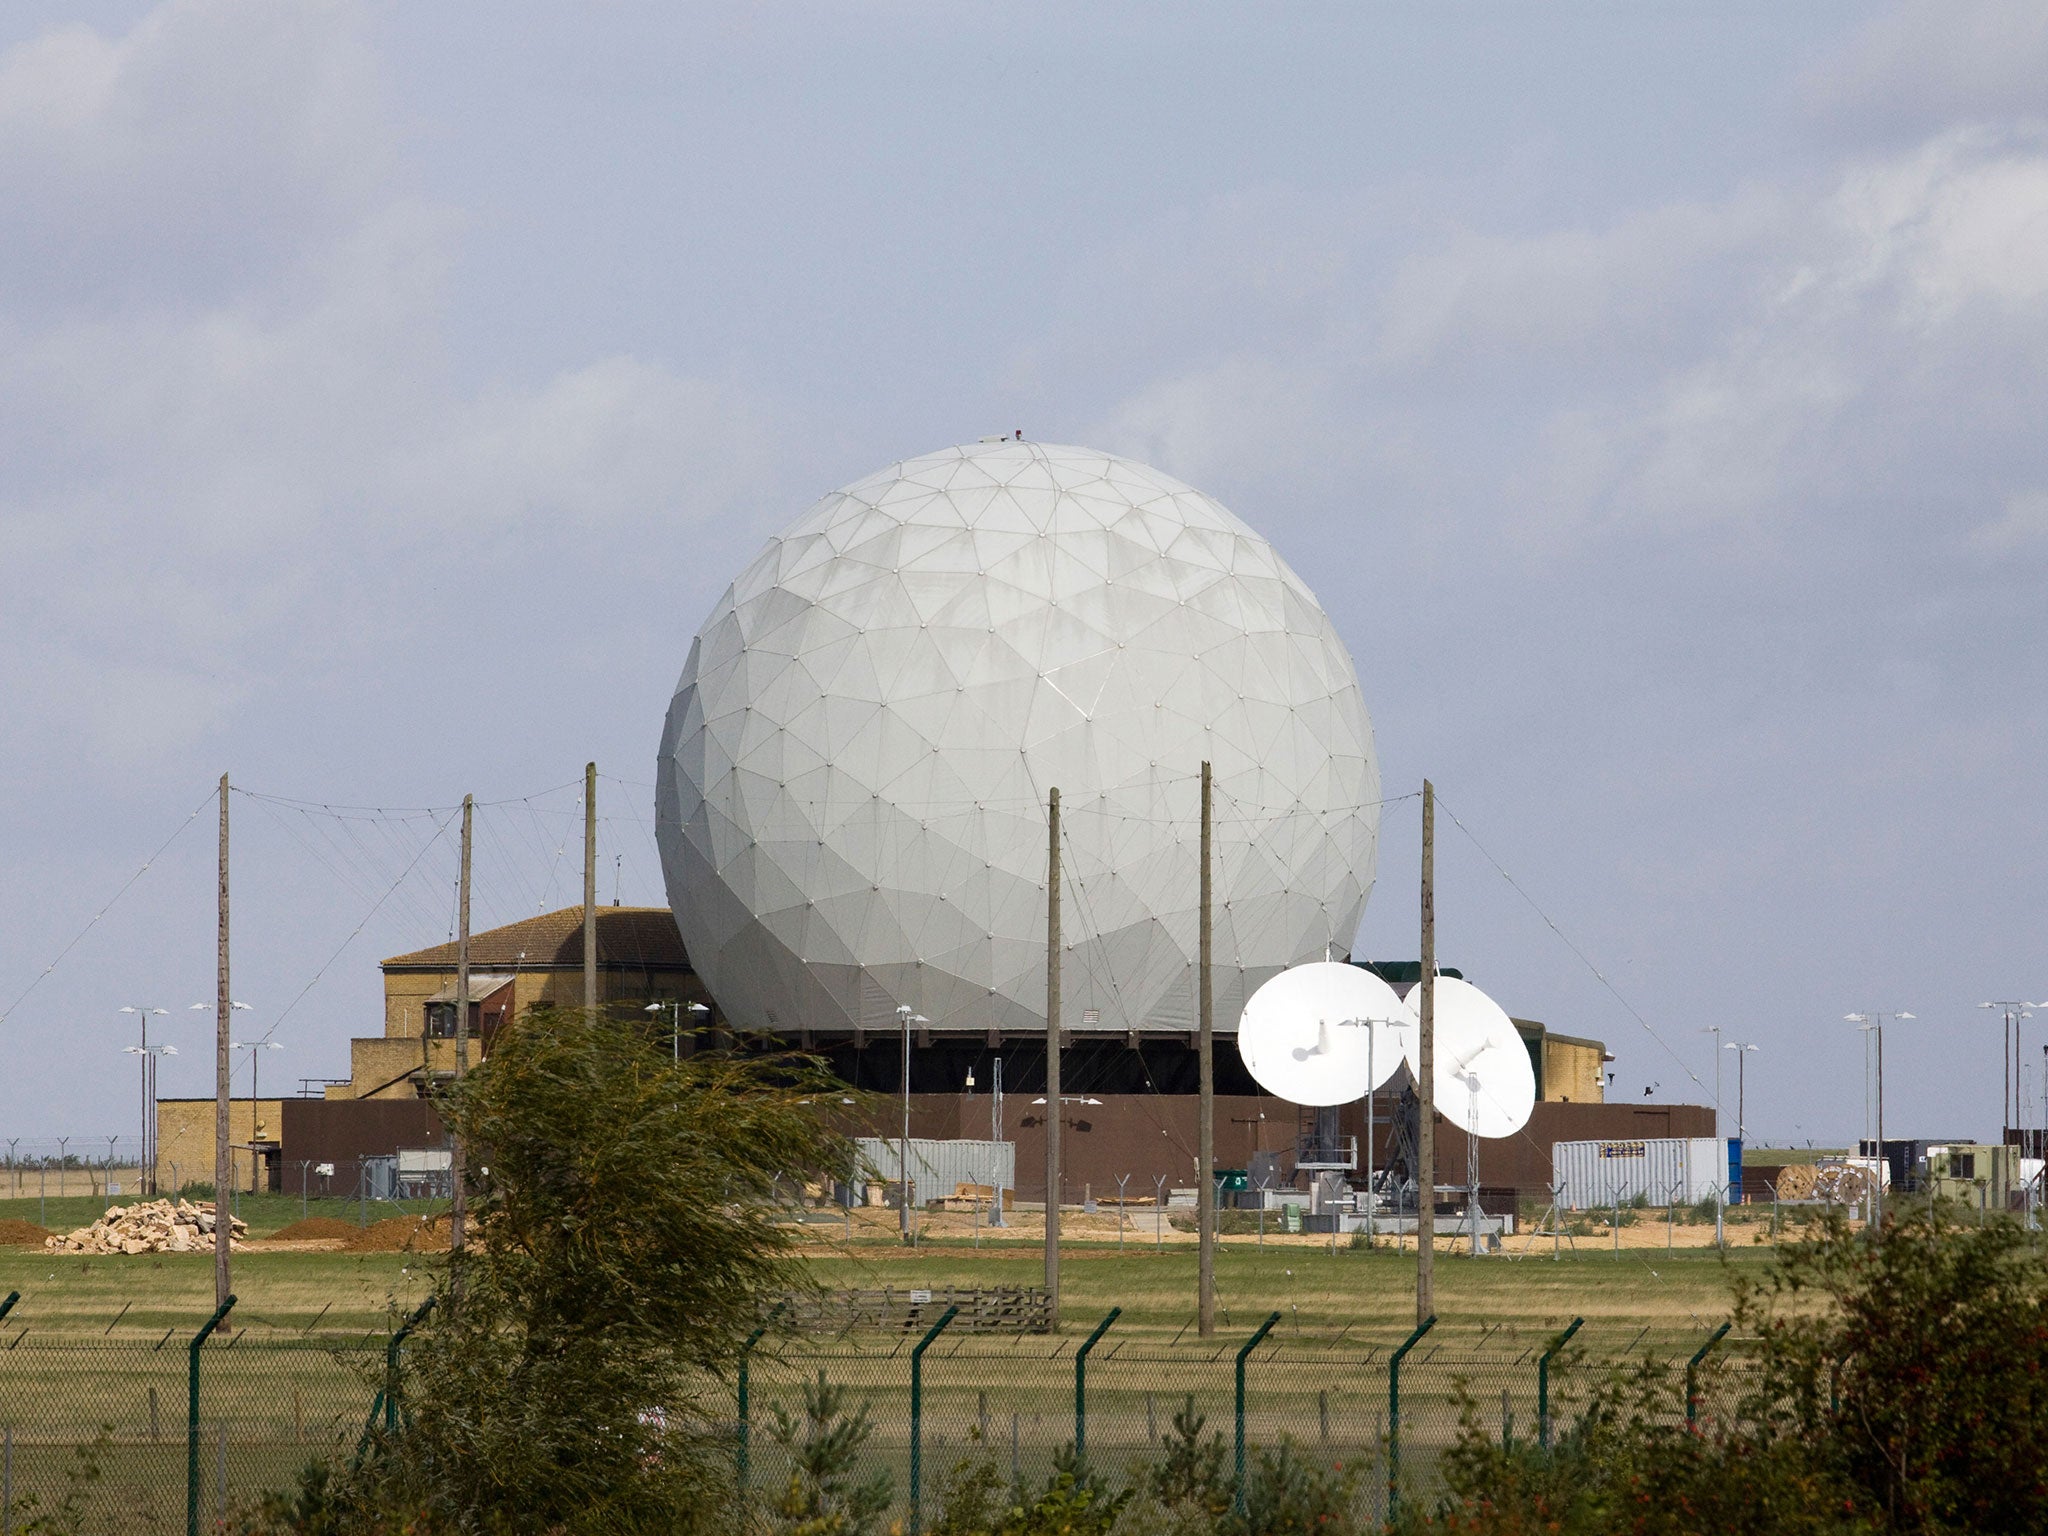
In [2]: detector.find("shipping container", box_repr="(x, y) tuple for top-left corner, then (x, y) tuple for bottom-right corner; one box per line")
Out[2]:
(854, 1137), (1015, 1198)
(1551, 1137), (1728, 1210)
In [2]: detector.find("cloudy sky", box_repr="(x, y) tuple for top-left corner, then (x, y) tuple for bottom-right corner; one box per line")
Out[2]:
(3, 0), (2045, 1151)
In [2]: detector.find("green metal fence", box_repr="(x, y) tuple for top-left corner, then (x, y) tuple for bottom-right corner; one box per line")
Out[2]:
(0, 1300), (1764, 1533)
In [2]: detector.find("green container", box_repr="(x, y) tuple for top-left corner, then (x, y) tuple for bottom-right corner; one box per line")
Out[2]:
(1216, 1169), (1249, 1191)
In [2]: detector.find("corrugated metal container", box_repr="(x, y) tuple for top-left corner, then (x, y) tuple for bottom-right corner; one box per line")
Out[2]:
(855, 1137), (1015, 1196)
(1552, 1137), (1726, 1210)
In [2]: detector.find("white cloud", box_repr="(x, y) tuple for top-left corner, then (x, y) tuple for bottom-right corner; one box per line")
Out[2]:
(1084, 125), (2048, 562)
(0, 1), (761, 776)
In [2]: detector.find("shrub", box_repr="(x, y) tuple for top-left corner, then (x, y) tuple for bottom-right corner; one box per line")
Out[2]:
(334, 1007), (858, 1534)
(764, 1372), (892, 1536)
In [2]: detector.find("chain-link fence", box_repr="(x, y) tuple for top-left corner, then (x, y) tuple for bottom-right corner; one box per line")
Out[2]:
(0, 1326), (379, 1532)
(728, 1315), (1763, 1529)
(0, 1297), (1761, 1533)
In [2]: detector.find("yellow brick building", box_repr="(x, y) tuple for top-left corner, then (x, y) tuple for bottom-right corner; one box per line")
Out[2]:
(1534, 1028), (1611, 1103)
(330, 905), (706, 1100)
(153, 1097), (286, 1194)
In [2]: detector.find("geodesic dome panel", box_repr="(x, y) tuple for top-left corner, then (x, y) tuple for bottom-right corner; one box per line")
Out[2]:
(655, 441), (1378, 1039)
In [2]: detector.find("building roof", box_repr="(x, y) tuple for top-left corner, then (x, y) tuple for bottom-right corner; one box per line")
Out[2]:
(382, 907), (690, 972)
(422, 973), (516, 1004)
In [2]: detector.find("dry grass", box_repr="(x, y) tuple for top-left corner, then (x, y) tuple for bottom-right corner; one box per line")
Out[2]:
(0, 1248), (432, 1336)
(793, 1229), (1772, 1355)
(0, 1202), (1802, 1357)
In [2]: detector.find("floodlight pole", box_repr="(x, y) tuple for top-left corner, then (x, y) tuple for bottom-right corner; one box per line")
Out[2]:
(1366, 1030), (1376, 1248)
(1416, 779), (1436, 1325)
(450, 795), (471, 1257)
(120, 1007), (168, 1194)
(1982, 1002), (2042, 1147)
(1846, 1012), (1913, 1227)
(1467, 1077), (1481, 1257)
(899, 1004), (916, 1239)
(1725, 1043), (1758, 1142)
(990, 1057), (1005, 1226)
(1198, 761), (1216, 1339)
(1045, 786), (1061, 1327)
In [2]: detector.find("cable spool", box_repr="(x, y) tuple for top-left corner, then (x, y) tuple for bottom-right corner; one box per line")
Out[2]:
(1813, 1163), (1874, 1205)
(1772, 1163), (1818, 1201)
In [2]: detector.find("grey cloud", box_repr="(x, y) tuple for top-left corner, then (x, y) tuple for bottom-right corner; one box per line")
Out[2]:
(1803, 0), (2048, 139)
(0, 1), (764, 793)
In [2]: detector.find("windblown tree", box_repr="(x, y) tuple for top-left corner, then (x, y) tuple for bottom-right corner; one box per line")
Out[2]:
(341, 1007), (857, 1535)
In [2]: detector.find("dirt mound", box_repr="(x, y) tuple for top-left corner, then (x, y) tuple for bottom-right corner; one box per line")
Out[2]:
(266, 1217), (362, 1242)
(342, 1214), (453, 1252)
(0, 1218), (52, 1246)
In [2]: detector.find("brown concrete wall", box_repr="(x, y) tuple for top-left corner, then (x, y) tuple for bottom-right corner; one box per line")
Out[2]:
(851, 1093), (1715, 1204)
(278, 1098), (448, 1194)
(1342, 1098), (1718, 1198)
(861, 1092), (1305, 1202)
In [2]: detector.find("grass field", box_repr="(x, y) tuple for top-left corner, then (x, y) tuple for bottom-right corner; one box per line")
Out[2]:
(0, 1191), (449, 1243)
(0, 1215), (1782, 1527)
(797, 1237), (1765, 1353)
(0, 1200), (1780, 1349)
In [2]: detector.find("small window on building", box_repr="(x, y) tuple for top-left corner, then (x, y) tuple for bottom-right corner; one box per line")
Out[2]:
(425, 1002), (458, 1039)
(1954, 1152), (1976, 1179)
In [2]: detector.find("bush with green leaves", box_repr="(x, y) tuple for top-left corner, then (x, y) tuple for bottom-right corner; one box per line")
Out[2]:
(1737, 1204), (2048, 1532)
(330, 1007), (856, 1534)
(1399, 1208), (2048, 1535)
(764, 1372), (893, 1536)
(1135, 1398), (1233, 1527)
(930, 1446), (1130, 1536)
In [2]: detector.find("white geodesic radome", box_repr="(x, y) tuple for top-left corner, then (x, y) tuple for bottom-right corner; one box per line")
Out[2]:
(655, 441), (1379, 1040)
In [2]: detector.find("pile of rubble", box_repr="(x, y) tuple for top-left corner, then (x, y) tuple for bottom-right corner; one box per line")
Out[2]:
(45, 1199), (246, 1255)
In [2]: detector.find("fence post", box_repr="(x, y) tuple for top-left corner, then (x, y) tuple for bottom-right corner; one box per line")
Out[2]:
(1232, 1312), (1281, 1515)
(187, 1293), (236, 1536)
(737, 1303), (785, 1492)
(1386, 1313), (1436, 1523)
(1073, 1307), (1120, 1467)
(1685, 1322), (1731, 1430)
(384, 1295), (437, 1434)
(909, 1304), (959, 1534)
(0, 1291), (17, 1324)
(1537, 1317), (1584, 1450)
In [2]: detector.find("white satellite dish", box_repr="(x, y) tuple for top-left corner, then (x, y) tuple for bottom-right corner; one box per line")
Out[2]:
(1408, 975), (1536, 1139)
(1236, 962), (1414, 1107)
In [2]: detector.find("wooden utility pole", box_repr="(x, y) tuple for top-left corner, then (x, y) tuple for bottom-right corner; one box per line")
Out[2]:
(583, 762), (598, 1013)
(450, 794), (472, 1254)
(1044, 786), (1061, 1327)
(1873, 1022), (1884, 1230)
(1417, 779), (1436, 1324)
(214, 774), (232, 1316)
(1197, 761), (1217, 1338)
